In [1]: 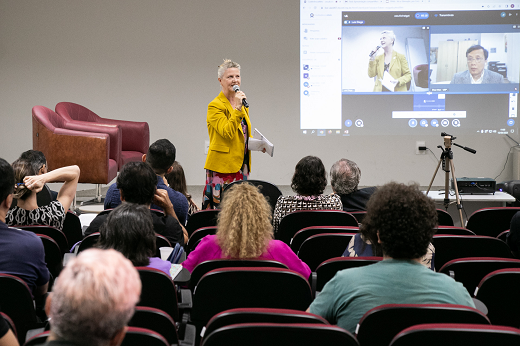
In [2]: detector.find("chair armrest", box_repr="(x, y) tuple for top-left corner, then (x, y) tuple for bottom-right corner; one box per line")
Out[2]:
(180, 323), (196, 346)
(178, 288), (193, 310)
(310, 272), (317, 299)
(60, 120), (122, 166)
(97, 117), (149, 153)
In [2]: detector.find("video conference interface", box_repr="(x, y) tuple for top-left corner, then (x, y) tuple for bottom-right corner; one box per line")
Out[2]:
(300, 3), (520, 136)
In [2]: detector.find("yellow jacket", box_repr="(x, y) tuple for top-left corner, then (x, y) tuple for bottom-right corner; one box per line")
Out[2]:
(204, 91), (252, 173)
(368, 50), (411, 92)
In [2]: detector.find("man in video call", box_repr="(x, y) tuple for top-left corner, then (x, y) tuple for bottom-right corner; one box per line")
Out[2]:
(451, 45), (504, 84)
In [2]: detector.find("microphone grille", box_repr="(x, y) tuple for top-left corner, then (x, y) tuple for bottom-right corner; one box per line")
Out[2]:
(232, 85), (240, 92)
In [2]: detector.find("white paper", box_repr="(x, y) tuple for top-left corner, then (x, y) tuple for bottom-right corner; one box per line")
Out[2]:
(249, 128), (274, 157)
(381, 71), (397, 91)
(170, 263), (183, 279)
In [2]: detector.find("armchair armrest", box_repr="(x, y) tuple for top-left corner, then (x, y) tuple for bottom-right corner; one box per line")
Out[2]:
(60, 120), (122, 166)
(97, 117), (149, 153)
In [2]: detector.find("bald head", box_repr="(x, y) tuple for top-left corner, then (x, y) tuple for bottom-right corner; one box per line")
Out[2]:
(330, 159), (361, 195)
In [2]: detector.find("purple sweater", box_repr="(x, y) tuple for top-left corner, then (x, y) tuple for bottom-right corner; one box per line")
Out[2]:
(147, 257), (171, 276)
(182, 235), (311, 279)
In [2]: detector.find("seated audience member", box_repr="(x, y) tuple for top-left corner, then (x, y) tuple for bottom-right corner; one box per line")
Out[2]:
(42, 249), (141, 346)
(86, 161), (188, 245)
(182, 183), (311, 278)
(330, 158), (376, 212)
(0, 306), (18, 346)
(104, 139), (189, 225)
(272, 156), (342, 233)
(165, 161), (199, 218)
(0, 158), (49, 298)
(7, 160), (79, 231)
(308, 182), (474, 334)
(507, 211), (520, 258)
(18, 150), (58, 201)
(97, 203), (171, 275)
(451, 45), (504, 84)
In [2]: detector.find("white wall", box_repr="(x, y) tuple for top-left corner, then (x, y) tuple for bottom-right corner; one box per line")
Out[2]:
(0, 1), (516, 189)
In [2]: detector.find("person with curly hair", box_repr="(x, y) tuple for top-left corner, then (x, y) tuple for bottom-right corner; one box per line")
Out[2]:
(308, 182), (474, 334)
(272, 156), (342, 234)
(182, 183), (310, 278)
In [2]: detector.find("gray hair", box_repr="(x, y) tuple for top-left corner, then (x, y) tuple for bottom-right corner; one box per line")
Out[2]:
(49, 249), (141, 346)
(381, 30), (396, 45)
(218, 59), (241, 78)
(330, 159), (361, 195)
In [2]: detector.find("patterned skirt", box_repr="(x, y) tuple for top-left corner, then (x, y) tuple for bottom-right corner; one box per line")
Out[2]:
(202, 164), (249, 209)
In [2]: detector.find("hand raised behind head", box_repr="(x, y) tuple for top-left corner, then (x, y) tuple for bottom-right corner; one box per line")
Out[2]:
(23, 175), (44, 193)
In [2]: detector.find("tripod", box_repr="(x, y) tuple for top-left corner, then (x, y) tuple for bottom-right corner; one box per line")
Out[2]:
(426, 133), (476, 226)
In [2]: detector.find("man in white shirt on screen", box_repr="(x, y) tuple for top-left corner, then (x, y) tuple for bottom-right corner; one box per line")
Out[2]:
(451, 45), (505, 84)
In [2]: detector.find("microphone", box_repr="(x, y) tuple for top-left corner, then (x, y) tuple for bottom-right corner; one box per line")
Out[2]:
(369, 46), (381, 57)
(232, 85), (249, 108)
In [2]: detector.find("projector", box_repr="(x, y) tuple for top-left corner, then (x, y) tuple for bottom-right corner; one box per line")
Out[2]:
(451, 177), (496, 195)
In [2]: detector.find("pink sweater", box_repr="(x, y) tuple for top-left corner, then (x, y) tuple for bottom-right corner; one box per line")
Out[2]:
(182, 235), (311, 279)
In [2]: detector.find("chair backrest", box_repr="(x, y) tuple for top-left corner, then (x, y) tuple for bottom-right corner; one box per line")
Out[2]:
(55, 101), (102, 122)
(201, 323), (359, 346)
(127, 307), (178, 345)
(189, 259), (288, 291)
(136, 267), (180, 321)
(389, 323), (520, 346)
(435, 226), (476, 236)
(0, 274), (38, 344)
(466, 207), (520, 237)
(16, 225), (68, 254)
(63, 210), (83, 247)
(432, 235), (513, 271)
(202, 308), (328, 342)
(186, 226), (218, 254)
(316, 256), (383, 292)
(36, 184), (53, 207)
(223, 180), (283, 215)
(24, 331), (50, 346)
(349, 211), (366, 224)
(290, 226), (359, 253)
(97, 209), (113, 217)
(0, 312), (17, 339)
(439, 257), (520, 296)
(191, 267), (312, 328)
(78, 232), (100, 253)
(356, 304), (490, 346)
(278, 210), (358, 245)
(297, 233), (357, 271)
(155, 234), (171, 258)
(475, 268), (520, 327)
(37, 234), (63, 279)
(186, 210), (219, 237)
(121, 326), (170, 346)
(437, 209), (454, 226)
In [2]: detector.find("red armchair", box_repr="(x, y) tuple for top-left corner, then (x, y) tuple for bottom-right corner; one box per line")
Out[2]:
(32, 106), (118, 203)
(55, 102), (149, 169)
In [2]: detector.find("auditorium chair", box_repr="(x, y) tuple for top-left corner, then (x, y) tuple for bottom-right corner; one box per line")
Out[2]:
(277, 210), (359, 245)
(290, 226), (359, 253)
(38, 234), (63, 279)
(185, 209), (219, 237)
(223, 180), (283, 216)
(121, 327), (170, 346)
(201, 323), (359, 346)
(314, 257), (383, 293)
(432, 235), (513, 271)
(55, 102), (149, 170)
(474, 268), (520, 327)
(435, 226), (475, 236)
(62, 211), (83, 249)
(0, 313), (16, 339)
(188, 259), (288, 291)
(186, 226), (217, 254)
(15, 225), (68, 255)
(297, 233), (357, 271)
(77, 232), (100, 253)
(465, 207), (520, 237)
(389, 324), (520, 346)
(201, 308), (329, 342)
(437, 209), (454, 226)
(349, 211), (366, 224)
(356, 304), (490, 346)
(438, 257), (520, 296)
(32, 105), (118, 204)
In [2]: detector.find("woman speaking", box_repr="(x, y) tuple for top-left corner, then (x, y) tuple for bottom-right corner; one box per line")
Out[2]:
(203, 59), (252, 209)
(368, 30), (411, 92)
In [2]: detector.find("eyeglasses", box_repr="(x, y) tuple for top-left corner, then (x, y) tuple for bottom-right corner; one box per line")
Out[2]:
(467, 57), (485, 63)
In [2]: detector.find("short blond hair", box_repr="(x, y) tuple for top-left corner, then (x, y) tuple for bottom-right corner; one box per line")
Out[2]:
(218, 59), (241, 78)
(216, 183), (273, 258)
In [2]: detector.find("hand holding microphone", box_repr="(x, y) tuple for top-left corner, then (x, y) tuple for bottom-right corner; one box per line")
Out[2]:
(233, 85), (249, 109)
(369, 45), (381, 59)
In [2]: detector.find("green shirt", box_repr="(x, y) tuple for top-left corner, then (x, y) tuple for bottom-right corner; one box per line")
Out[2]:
(309, 259), (475, 333)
